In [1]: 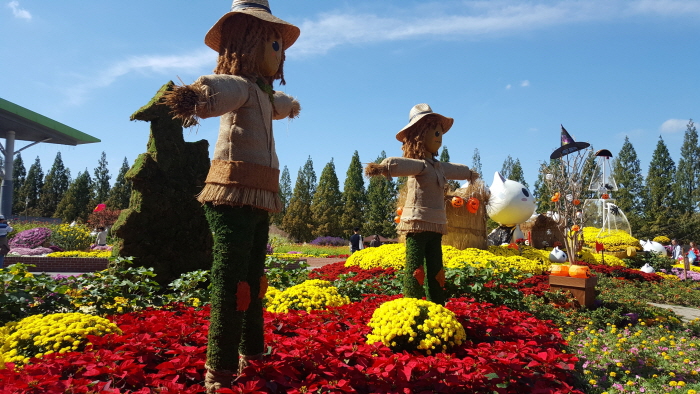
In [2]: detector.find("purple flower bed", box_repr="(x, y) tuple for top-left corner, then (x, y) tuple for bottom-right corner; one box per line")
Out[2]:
(309, 236), (348, 246)
(9, 247), (54, 256)
(668, 267), (700, 281)
(9, 227), (52, 249)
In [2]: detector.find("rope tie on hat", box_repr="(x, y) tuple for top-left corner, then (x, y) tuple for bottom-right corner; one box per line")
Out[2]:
(409, 110), (432, 122)
(231, 2), (271, 13)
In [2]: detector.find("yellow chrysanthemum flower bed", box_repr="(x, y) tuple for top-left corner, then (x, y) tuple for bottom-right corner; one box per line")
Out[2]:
(579, 250), (626, 267)
(345, 243), (406, 270)
(366, 298), (466, 355)
(0, 313), (121, 367)
(347, 244), (549, 275)
(653, 235), (671, 244)
(47, 250), (112, 258)
(266, 280), (350, 314)
(673, 264), (700, 273)
(656, 272), (680, 281)
(582, 227), (640, 252)
(265, 285), (282, 305)
(268, 253), (315, 259)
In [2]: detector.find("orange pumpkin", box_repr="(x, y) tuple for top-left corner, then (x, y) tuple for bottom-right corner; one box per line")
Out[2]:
(601, 193), (609, 199)
(551, 192), (560, 202)
(467, 197), (479, 214)
(571, 225), (580, 232)
(573, 199), (581, 205)
(550, 264), (569, 276)
(451, 196), (464, 208)
(394, 216), (401, 223)
(396, 206), (403, 216)
(568, 265), (591, 278)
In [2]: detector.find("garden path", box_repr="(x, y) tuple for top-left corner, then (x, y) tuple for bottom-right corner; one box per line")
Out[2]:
(648, 303), (700, 323)
(305, 257), (347, 269)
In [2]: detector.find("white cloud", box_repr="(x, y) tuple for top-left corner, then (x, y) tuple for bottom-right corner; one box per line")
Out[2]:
(64, 49), (215, 106)
(7, 1), (31, 20)
(660, 118), (688, 133)
(520, 80), (530, 87)
(289, 0), (700, 57)
(505, 84), (512, 90)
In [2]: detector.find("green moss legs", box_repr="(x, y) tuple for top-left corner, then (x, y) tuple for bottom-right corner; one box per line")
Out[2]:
(203, 203), (268, 390)
(404, 231), (446, 305)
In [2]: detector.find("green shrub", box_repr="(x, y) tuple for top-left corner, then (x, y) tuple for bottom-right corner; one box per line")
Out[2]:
(444, 263), (525, 310)
(265, 256), (309, 290)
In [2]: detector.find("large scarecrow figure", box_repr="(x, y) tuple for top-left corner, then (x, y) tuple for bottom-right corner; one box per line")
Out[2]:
(163, 1), (300, 391)
(366, 104), (479, 305)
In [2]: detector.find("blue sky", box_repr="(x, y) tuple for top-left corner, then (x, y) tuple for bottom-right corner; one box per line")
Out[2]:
(1, 0), (698, 192)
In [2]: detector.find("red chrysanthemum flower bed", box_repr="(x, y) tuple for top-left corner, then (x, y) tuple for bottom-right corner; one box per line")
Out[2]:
(308, 261), (397, 282)
(0, 296), (581, 394)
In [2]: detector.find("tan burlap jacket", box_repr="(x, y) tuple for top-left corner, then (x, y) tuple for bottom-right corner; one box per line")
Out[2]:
(190, 74), (298, 212)
(383, 157), (473, 235)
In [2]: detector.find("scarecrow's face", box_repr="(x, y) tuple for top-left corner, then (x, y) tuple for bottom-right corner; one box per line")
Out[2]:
(423, 124), (444, 155)
(259, 33), (283, 77)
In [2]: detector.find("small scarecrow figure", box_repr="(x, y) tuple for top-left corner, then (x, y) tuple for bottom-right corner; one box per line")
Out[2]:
(365, 104), (479, 305)
(163, 1), (300, 391)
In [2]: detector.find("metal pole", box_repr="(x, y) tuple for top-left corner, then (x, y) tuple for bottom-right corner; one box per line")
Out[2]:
(0, 131), (15, 218)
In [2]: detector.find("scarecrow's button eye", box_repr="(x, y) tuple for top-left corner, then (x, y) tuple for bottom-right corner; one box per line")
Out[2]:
(272, 41), (280, 51)
(434, 131), (440, 137)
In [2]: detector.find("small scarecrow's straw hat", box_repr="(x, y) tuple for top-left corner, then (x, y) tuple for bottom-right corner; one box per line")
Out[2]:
(205, 0), (300, 52)
(396, 103), (454, 142)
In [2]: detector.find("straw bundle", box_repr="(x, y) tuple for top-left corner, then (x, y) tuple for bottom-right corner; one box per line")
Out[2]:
(443, 179), (489, 250)
(519, 214), (565, 249)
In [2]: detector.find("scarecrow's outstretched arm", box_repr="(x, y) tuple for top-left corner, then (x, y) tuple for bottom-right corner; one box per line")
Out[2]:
(272, 92), (301, 120)
(164, 75), (249, 127)
(442, 162), (480, 183)
(365, 157), (425, 179)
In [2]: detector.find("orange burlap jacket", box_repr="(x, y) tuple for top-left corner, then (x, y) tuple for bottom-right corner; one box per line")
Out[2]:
(190, 74), (299, 212)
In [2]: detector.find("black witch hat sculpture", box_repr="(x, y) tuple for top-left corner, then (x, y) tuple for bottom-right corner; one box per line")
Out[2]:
(550, 125), (591, 159)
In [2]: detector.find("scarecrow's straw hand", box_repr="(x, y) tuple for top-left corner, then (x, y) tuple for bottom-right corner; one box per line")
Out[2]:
(162, 84), (202, 127)
(364, 163), (391, 179)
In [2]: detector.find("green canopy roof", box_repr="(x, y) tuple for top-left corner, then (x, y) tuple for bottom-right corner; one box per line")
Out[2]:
(0, 97), (100, 145)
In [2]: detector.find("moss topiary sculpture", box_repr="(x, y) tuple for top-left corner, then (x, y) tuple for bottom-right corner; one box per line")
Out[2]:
(110, 81), (212, 286)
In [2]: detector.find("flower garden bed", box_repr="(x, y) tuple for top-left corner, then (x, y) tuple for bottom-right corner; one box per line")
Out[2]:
(1, 256), (109, 272)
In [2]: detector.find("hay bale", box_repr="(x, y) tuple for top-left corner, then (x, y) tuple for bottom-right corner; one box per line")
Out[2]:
(519, 214), (565, 249)
(443, 179), (489, 250)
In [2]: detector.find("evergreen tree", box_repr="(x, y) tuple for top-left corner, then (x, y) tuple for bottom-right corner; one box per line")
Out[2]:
(93, 151), (111, 205)
(37, 152), (71, 217)
(12, 153), (26, 214)
(509, 158), (529, 189)
(311, 159), (343, 238)
(106, 157), (132, 210)
(675, 119), (699, 213)
(340, 151), (367, 238)
(500, 155), (514, 179)
(282, 161), (316, 242)
(365, 151), (397, 238)
(472, 148), (482, 178)
(55, 170), (94, 223)
(439, 146), (461, 190)
(17, 156), (44, 216)
(611, 136), (645, 235)
(271, 166), (291, 226)
(645, 136), (676, 216)
(642, 136), (677, 236)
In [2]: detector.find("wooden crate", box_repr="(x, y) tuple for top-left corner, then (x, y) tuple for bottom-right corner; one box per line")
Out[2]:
(548, 275), (598, 308)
